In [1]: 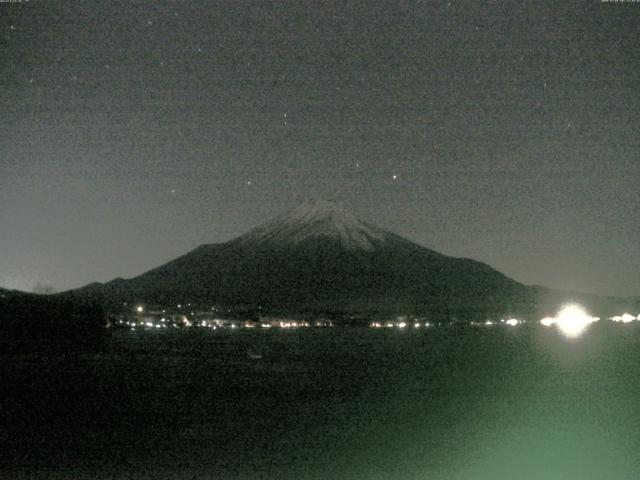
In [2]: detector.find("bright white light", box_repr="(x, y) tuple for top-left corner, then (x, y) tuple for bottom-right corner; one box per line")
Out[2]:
(505, 319), (519, 326)
(398, 322), (407, 328)
(555, 304), (596, 338)
(484, 320), (494, 326)
(135, 305), (144, 313)
(610, 313), (635, 324)
(540, 317), (555, 327)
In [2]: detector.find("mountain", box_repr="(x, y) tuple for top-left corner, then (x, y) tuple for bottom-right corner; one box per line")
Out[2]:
(0, 287), (105, 349)
(78, 200), (545, 318)
(237, 200), (388, 250)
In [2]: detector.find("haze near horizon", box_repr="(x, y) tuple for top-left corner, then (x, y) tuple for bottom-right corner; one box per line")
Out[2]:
(1, 1), (639, 296)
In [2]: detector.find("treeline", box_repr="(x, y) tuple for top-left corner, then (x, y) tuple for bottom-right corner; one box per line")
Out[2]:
(0, 291), (106, 352)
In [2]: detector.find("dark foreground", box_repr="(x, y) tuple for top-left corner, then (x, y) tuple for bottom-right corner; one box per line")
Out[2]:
(2, 324), (640, 479)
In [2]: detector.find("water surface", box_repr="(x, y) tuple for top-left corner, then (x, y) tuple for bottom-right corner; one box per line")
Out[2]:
(2, 324), (639, 479)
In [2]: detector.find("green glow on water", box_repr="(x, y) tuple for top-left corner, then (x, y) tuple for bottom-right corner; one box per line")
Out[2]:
(3, 324), (640, 479)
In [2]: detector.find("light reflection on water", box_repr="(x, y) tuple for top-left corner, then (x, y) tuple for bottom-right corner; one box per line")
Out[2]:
(450, 323), (640, 480)
(4, 320), (640, 479)
(539, 304), (600, 339)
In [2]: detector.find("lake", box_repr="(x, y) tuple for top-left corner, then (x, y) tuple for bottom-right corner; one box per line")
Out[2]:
(2, 323), (640, 479)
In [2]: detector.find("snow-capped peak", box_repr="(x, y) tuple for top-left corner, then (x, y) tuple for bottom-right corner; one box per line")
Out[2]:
(239, 200), (388, 250)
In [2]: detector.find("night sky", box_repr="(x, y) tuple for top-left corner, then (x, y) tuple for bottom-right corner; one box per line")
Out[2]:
(1, 1), (639, 296)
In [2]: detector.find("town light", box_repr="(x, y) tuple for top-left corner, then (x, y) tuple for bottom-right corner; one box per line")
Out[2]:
(610, 313), (636, 323)
(555, 304), (596, 338)
(540, 317), (555, 327)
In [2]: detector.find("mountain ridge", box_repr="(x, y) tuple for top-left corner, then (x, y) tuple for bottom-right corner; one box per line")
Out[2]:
(235, 200), (389, 250)
(47, 200), (638, 319)
(75, 200), (532, 316)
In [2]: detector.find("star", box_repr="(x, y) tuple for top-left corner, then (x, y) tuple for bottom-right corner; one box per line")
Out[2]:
(392, 174), (398, 180)
(247, 181), (252, 186)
